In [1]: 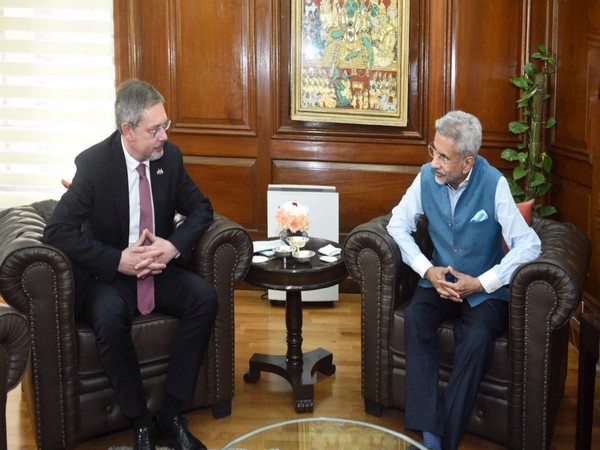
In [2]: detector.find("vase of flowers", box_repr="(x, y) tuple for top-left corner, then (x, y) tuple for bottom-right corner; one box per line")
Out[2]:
(275, 201), (310, 241)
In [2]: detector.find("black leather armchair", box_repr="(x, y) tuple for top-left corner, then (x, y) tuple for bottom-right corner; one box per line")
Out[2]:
(343, 214), (590, 449)
(0, 200), (253, 449)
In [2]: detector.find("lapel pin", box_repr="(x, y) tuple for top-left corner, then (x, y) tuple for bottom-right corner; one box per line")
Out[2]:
(157, 168), (164, 175)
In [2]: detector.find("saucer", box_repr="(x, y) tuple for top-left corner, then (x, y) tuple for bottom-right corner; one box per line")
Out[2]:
(319, 255), (337, 263)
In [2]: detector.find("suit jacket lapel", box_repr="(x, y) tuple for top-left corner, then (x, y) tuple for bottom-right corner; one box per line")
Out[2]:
(149, 158), (170, 235)
(107, 133), (131, 240)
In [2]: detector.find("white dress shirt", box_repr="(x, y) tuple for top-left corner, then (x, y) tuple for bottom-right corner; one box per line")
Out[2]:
(121, 137), (155, 246)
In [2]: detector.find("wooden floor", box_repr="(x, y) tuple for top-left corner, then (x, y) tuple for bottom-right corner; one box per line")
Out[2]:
(6, 290), (599, 449)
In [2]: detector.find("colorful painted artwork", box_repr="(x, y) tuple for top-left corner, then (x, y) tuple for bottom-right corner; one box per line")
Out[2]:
(291, 0), (410, 127)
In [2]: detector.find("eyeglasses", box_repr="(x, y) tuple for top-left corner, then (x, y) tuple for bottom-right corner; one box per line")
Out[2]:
(427, 142), (460, 166)
(132, 119), (171, 138)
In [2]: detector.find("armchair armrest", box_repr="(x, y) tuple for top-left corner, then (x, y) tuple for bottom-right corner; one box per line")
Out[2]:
(511, 218), (590, 328)
(189, 213), (253, 412)
(508, 217), (591, 449)
(343, 213), (407, 409)
(0, 304), (29, 391)
(192, 212), (253, 286)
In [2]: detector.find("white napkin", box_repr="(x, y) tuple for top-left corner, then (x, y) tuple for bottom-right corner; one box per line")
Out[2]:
(318, 244), (341, 256)
(252, 255), (269, 263)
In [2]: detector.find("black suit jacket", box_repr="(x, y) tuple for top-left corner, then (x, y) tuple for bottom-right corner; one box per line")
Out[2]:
(44, 130), (213, 295)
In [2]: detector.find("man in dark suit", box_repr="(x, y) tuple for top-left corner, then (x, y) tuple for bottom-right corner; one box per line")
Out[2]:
(44, 79), (217, 450)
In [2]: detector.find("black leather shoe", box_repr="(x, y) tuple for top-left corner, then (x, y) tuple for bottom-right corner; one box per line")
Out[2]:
(134, 425), (156, 450)
(156, 415), (207, 450)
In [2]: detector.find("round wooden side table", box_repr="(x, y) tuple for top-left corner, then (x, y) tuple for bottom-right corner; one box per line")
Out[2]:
(243, 237), (347, 412)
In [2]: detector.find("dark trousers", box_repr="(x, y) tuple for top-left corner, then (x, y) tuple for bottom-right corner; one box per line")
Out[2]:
(81, 263), (218, 420)
(404, 286), (508, 450)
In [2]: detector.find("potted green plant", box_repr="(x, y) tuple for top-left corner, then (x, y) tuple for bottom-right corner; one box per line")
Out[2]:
(501, 44), (557, 217)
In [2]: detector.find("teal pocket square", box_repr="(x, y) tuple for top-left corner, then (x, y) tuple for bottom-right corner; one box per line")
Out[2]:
(470, 209), (488, 222)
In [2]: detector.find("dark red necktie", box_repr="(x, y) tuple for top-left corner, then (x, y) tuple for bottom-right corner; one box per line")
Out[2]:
(136, 163), (155, 315)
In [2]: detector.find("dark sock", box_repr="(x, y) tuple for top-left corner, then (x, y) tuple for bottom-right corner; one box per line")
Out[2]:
(158, 393), (182, 426)
(132, 410), (152, 430)
(422, 431), (442, 450)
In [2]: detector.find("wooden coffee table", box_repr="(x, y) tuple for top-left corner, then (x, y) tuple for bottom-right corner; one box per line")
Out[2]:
(243, 237), (347, 412)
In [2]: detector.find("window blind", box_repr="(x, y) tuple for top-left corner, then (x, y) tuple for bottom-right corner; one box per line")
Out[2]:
(0, 0), (115, 209)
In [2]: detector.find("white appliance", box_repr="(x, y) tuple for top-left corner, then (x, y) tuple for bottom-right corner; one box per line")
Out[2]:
(267, 184), (339, 302)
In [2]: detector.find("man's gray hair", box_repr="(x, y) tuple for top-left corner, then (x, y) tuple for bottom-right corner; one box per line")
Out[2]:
(435, 110), (482, 158)
(115, 79), (164, 132)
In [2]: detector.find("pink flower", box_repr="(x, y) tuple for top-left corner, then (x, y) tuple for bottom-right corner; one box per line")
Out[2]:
(275, 201), (310, 233)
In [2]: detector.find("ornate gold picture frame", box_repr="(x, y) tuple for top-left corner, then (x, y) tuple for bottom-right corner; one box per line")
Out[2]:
(291, 0), (410, 127)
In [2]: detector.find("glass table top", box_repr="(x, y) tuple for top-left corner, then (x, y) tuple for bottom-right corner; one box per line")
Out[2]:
(222, 417), (427, 449)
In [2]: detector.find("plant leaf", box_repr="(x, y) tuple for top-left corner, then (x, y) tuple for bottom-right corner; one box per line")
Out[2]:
(517, 152), (528, 164)
(539, 205), (558, 217)
(509, 120), (528, 134)
(541, 153), (552, 172)
(520, 88), (537, 102)
(524, 62), (536, 77)
(530, 172), (546, 187)
(501, 149), (518, 161)
(507, 178), (524, 196)
(510, 76), (530, 90)
(546, 117), (556, 128)
(537, 183), (551, 197)
(513, 166), (527, 181)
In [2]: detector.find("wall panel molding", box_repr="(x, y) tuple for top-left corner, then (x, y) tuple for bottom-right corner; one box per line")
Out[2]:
(116, 0), (257, 135)
(586, 33), (600, 312)
(449, 0), (530, 139)
(183, 156), (257, 229)
(172, 0), (256, 134)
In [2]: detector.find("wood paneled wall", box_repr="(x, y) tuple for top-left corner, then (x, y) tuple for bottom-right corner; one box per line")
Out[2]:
(550, 1), (600, 313)
(114, 0), (600, 311)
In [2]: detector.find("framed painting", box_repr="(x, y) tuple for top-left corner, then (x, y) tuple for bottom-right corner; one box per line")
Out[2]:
(291, 0), (410, 127)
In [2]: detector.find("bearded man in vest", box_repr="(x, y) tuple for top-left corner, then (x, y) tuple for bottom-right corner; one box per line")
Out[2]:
(387, 110), (541, 450)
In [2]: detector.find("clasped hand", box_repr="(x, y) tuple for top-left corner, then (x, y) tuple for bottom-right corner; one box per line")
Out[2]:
(425, 266), (483, 303)
(118, 229), (179, 278)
